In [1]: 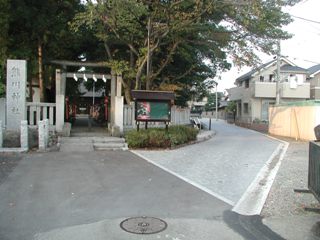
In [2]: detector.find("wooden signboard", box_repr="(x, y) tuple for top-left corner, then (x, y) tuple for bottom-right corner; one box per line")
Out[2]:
(131, 90), (175, 130)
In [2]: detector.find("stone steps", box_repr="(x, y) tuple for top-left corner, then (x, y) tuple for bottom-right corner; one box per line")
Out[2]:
(59, 137), (127, 152)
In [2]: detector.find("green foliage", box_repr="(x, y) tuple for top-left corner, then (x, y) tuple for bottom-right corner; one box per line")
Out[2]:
(205, 92), (223, 111)
(125, 126), (198, 148)
(107, 60), (130, 75)
(70, 0), (298, 105)
(226, 101), (237, 113)
(0, 81), (5, 97)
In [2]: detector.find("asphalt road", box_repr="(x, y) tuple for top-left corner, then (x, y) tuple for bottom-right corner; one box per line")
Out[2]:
(0, 151), (239, 240)
(0, 120), (283, 240)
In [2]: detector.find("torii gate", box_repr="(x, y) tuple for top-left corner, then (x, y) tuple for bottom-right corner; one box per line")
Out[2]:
(51, 60), (124, 136)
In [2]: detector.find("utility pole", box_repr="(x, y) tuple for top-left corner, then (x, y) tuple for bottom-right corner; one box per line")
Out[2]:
(146, 17), (151, 82)
(276, 40), (281, 104)
(215, 81), (218, 121)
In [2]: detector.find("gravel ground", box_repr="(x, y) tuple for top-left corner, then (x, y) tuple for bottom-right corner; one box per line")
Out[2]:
(262, 139), (320, 217)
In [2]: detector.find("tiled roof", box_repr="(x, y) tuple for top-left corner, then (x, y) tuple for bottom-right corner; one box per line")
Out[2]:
(308, 64), (320, 75)
(236, 59), (274, 82)
(235, 58), (304, 83)
(280, 64), (307, 73)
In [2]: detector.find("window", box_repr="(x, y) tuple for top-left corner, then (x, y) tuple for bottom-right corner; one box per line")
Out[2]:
(243, 103), (249, 114)
(269, 74), (274, 82)
(260, 76), (264, 82)
(245, 79), (249, 88)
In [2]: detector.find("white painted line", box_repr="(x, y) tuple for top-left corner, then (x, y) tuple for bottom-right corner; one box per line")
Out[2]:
(131, 150), (235, 207)
(232, 141), (289, 216)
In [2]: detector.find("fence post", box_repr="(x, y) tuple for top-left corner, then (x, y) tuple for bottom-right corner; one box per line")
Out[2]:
(38, 120), (45, 151)
(44, 119), (49, 147)
(0, 120), (3, 148)
(20, 120), (28, 150)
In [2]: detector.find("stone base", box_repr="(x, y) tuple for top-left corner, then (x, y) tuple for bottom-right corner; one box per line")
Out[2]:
(111, 125), (121, 137)
(57, 123), (71, 137)
(0, 147), (28, 153)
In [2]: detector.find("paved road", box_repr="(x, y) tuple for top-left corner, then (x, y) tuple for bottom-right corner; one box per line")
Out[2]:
(0, 120), (283, 240)
(0, 151), (242, 240)
(135, 120), (281, 205)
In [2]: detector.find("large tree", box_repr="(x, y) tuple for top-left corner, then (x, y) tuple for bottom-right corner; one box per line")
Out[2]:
(5, 0), (85, 101)
(0, 0), (9, 94)
(71, 0), (299, 104)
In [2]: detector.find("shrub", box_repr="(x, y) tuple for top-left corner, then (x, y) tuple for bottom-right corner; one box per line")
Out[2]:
(125, 129), (149, 148)
(125, 125), (199, 149)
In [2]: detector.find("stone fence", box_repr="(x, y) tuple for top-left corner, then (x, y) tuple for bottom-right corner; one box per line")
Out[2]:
(26, 102), (56, 128)
(0, 119), (50, 152)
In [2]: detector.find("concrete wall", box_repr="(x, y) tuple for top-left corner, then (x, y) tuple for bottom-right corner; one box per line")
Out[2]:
(254, 82), (310, 99)
(310, 74), (320, 88)
(269, 105), (320, 141)
(0, 98), (5, 127)
(281, 82), (310, 99)
(311, 88), (320, 100)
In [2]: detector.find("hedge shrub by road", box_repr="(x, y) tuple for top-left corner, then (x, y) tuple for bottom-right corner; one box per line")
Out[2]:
(125, 125), (198, 149)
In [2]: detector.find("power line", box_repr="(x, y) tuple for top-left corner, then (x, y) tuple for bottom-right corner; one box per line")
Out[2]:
(288, 56), (320, 65)
(291, 14), (320, 24)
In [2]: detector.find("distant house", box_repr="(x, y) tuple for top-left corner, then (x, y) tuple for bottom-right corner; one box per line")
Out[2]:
(308, 64), (320, 100)
(227, 58), (310, 123)
(188, 97), (208, 114)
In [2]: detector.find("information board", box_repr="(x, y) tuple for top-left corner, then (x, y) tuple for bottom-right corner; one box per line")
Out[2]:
(136, 101), (170, 121)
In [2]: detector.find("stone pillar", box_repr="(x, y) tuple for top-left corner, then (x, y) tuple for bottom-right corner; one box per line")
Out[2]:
(6, 60), (27, 130)
(0, 120), (3, 148)
(38, 120), (45, 151)
(109, 73), (124, 135)
(110, 71), (116, 127)
(114, 96), (124, 134)
(55, 69), (66, 132)
(116, 74), (122, 97)
(44, 119), (49, 147)
(20, 120), (28, 149)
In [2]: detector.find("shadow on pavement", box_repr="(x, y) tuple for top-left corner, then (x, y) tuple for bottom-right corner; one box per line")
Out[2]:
(223, 210), (285, 240)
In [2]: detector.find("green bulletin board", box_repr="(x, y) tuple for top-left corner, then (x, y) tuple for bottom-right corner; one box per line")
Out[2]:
(136, 101), (170, 121)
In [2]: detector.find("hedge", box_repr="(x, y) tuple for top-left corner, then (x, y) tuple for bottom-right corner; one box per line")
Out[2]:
(125, 125), (198, 149)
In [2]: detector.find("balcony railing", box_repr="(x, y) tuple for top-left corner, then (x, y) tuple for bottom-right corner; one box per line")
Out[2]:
(228, 86), (244, 101)
(254, 82), (310, 99)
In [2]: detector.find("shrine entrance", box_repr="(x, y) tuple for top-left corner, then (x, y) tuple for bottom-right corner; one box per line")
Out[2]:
(52, 60), (124, 137)
(65, 76), (110, 136)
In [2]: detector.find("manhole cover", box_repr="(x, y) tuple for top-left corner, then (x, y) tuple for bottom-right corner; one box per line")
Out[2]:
(120, 216), (167, 235)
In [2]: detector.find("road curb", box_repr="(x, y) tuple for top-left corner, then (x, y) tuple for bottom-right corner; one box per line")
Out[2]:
(232, 140), (289, 216)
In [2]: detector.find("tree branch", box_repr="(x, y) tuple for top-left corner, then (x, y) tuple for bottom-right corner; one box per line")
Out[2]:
(148, 40), (181, 84)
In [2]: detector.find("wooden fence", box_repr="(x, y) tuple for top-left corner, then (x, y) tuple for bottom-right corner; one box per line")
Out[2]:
(269, 102), (320, 141)
(123, 104), (191, 128)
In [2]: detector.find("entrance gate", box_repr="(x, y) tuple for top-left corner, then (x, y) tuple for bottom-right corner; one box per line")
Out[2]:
(52, 60), (124, 136)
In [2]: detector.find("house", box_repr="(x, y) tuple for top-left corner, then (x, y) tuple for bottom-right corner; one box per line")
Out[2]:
(308, 64), (320, 99)
(227, 58), (310, 123)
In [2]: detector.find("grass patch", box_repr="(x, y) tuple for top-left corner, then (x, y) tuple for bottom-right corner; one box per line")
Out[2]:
(125, 125), (199, 149)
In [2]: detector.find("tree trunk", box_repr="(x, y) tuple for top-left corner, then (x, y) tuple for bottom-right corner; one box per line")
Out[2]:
(38, 41), (44, 102)
(124, 85), (131, 105)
